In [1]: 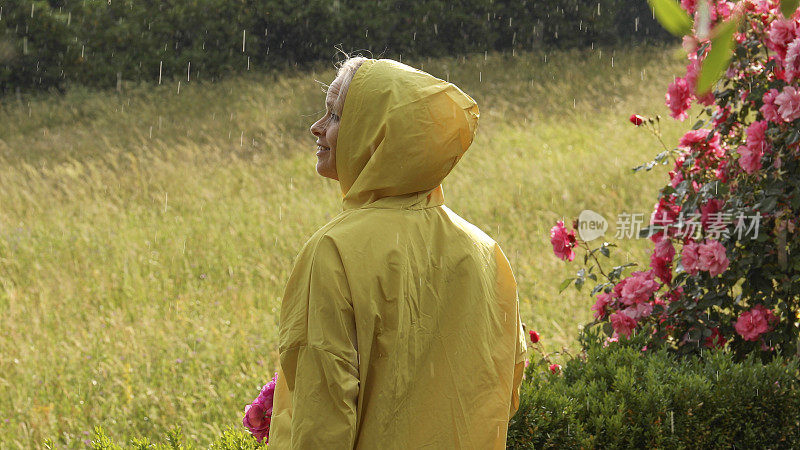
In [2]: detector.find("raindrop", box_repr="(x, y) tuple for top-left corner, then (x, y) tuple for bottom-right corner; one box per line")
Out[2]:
(187, 61), (191, 82)
(479, 72), (482, 82)
(242, 30), (246, 52)
(177, 80), (181, 94)
(158, 61), (162, 84)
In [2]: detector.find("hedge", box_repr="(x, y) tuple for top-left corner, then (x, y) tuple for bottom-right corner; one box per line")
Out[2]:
(507, 328), (800, 448)
(64, 329), (800, 449)
(1, 0), (672, 93)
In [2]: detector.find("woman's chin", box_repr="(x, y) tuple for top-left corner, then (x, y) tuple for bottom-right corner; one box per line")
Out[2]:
(316, 162), (337, 180)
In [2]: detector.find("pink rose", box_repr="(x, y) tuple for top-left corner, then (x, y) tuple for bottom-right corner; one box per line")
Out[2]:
(612, 278), (627, 299)
(738, 144), (763, 174)
(620, 270), (661, 305)
(775, 86), (800, 122)
(243, 372), (278, 444)
(679, 129), (724, 159)
(550, 220), (577, 262)
(715, 1), (734, 21)
(610, 311), (638, 338)
(650, 238), (674, 283)
(681, 241), (702, 276)
(650, 254), (673, 284)
(592, 292), (613, 320)
(243, 402), (272, 443)
(650, 197), (682, 241)
(653, 235), (676, 260)
(700, 198), (724, 229)
(715, 159), (730, 184)
(745, 120), (770, 153)
(666, 77), (693, 121)
(734, 304), (778, 341)
(623, 302), (654, 321)
(767, 18), (799, 59)
(685, 53), (716, 105)
(669, 168), (684, 188)
(783, 37), (800, 82)
(698, 239), (730, 277)
(760, 88), (781, 123)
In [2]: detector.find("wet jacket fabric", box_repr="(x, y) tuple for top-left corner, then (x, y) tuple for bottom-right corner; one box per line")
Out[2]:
(268, 58), (528, 449)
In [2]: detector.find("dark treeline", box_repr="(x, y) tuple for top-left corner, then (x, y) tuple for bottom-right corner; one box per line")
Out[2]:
(0, 0), (673, 93)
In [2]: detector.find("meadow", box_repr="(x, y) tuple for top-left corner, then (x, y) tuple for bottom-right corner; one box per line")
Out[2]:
(0, 43), (698, 447)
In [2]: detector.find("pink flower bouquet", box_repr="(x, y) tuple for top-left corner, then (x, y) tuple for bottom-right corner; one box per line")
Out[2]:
(243, 372), (278, 444)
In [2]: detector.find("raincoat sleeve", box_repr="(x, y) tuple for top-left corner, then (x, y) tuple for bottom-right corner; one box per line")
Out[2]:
(510, 291), (527, 419)
(272, 234), (360, 448)
(497, 243), (527, 419)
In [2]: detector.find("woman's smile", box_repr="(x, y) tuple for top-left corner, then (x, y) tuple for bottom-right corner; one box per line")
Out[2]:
(316, 144), (331, 156)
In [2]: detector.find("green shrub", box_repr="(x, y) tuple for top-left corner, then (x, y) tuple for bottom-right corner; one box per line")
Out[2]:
(507, 328), (800, 449)
(65, 328), (800, 449)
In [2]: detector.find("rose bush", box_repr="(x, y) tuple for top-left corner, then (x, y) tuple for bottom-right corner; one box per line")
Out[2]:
(553, 0), (800, 362)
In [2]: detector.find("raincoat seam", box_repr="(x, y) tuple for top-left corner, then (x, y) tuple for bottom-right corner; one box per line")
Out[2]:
(281, 343), (359, 374)
(384, 85), (450, 113)
(305, 234), (358, 358)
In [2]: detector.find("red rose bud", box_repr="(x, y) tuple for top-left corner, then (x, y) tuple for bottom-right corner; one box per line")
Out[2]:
(529, 330), (540, 344)
(629, 114), (645, 126)
(549, 363), (561, 374)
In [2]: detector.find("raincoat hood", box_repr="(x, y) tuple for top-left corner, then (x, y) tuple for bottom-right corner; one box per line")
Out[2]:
(337, 58), (480, 211)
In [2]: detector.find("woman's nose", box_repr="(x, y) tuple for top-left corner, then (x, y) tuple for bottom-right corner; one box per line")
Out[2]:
(310, 120), (323, 137)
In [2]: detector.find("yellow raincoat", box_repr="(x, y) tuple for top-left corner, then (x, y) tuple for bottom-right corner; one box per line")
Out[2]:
(268, 59), (528, 449)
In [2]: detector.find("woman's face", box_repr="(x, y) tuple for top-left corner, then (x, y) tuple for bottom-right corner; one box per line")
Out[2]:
(310, 76), (343, 180)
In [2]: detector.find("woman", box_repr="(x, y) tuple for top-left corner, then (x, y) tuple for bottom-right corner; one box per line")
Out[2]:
(267, 56), (527, 449)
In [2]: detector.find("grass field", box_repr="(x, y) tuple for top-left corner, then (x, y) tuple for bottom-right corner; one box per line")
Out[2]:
(0, 43), (699, 447)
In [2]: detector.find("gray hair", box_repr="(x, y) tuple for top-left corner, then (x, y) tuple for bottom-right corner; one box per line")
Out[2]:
(331, 55), (368, 116)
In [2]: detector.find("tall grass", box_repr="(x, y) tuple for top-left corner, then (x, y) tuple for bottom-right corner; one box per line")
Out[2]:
(0, 43), (698, 447)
